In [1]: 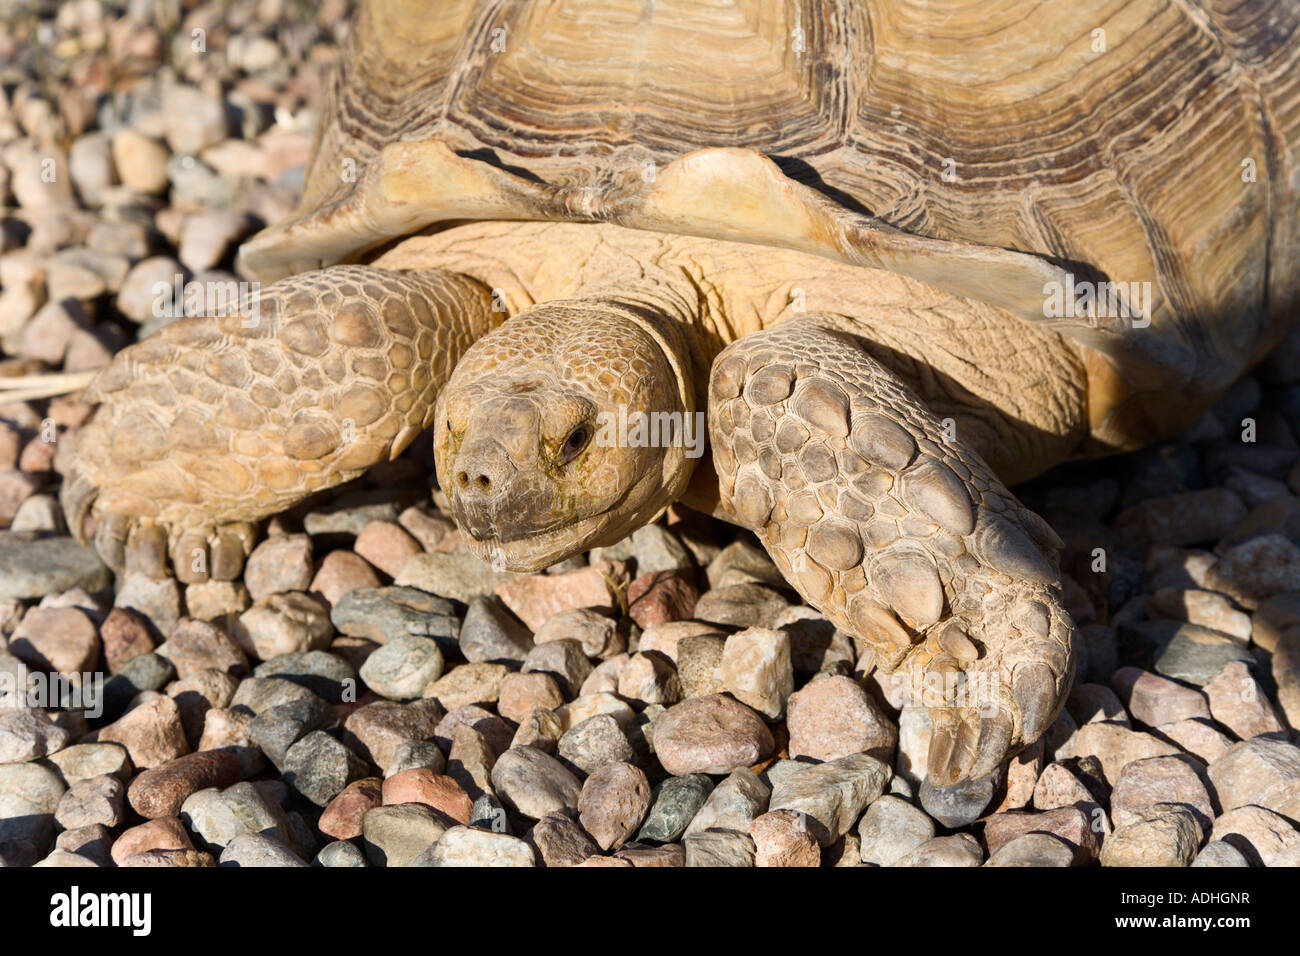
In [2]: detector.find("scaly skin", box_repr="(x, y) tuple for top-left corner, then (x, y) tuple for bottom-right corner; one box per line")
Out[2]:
(707, 315), (1076, 821)
(63, 265), (496, 582)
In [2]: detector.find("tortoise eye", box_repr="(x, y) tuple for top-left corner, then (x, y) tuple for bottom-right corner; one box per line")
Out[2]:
(559, 426), (590, 463)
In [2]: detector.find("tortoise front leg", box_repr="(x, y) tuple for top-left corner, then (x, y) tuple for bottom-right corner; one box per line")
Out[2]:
(708, 315), (1076, 825)
(63, 265), (496, 582)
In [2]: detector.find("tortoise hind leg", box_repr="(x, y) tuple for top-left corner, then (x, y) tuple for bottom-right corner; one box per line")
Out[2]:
(64, 265), (497, 581)
(708, 315), (1076, 826)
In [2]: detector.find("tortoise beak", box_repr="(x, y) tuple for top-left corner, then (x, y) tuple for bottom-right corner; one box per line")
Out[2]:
(446, 435), (561, 543)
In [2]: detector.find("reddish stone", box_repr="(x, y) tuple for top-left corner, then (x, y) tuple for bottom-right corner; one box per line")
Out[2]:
(381, 769), (473, 824)
(318, 777), (383, 840)
(627, 570), (700, 627)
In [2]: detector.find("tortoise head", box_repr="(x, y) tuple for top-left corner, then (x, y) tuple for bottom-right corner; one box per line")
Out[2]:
(434, 299), (700, 572)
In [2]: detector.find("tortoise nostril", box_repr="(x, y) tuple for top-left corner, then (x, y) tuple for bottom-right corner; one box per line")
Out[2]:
(455, 471), (469, 487)
(476, 474), (491, 490)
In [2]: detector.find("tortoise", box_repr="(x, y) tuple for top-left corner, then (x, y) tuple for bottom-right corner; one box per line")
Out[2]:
(56, 0), (1300, 821)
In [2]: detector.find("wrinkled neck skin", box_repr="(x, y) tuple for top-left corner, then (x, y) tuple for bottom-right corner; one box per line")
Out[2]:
(433, 279), (705, 572)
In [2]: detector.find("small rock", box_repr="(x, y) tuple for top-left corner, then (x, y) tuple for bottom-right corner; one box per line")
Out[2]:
(529, 811), (601, 866)
(693, 582), (790, 629)
(493, 562), (624, 630)
(44, 743), (131, 785)
(616, 652), (681, 706)
(1110, 667), (1211, 726)
(94, 695), (188, 769)
(983, 807), (1099, 864)
(424, 662), (508, 711)
(197, 708), (263, 777)
(448, 727), (497, 800)
(382, 770), (472, 825)
(523, 639), (592, 698)
(683, 767), (770, 837)
(1100, 803), (1203, 867)
(233, 592), (334, 660)
(434, 704), (514, 756)
(309, 550), (382, 607)
(0, 710), (72, 763)
(891, 833), (984, 867)
(157, 617), (248, 678)
(750, 809), (821, 867)
(718, 626), (793, 719)
(110, 817), (193, 866)
(1067, 683), (1130, 726)
(1109, 755), (1214, 831)
(331, 586), (459, 649)
(1208, 805), (1299, 866)
(184, 581), (251, 625)
(534, 607), (627, 659)
(161, 86), (228, 155)
(985, 832), (1076, 867)
(557, 713), (636, 775)
(9, 606), (99, 680)
(99, 606), (155, 673)
(396, 549), (516, 604)
(1148, 588), (1253, 642)
(250, 696), (340, 771)
(1054, 721), (1180, 787)
(675, 633), (726, 698)
(1203, 660), (1287, 739)
(1191, 840), (1251, 867)
(125, 749), (241, 819)
(787, 673), (897, 762)
(181, 781), (293, 852)
(626, 569), (700, 627)
(638, 773), (714, 844)
(578, 761), (651, 850)
(359, 635), (444, 700)
(111, 130), (169, 194)
(1153, 717), (1235, 764)
(0, 536), (110, 600)
(284, 730), (369, 806)
(458, 595), (532, 664)
(490, 746), (582, 821)
(1205, 533), (1300, 608)
(857, 794), (936, 866)
(354, 520), (423, 578)
(114, 573), (181, 637)
(314, 840), (369, 867)
(769, 753), (891, 845)
(54, 775), (125, 830)
(683, 828), (756, 867)
(229, 676), (322, 716)
(218, 833), (307, 868)
(413, 826), (535, 866)
(253, 650), (355, 704)
(1208, 737), (1300, 819)
(1115, 489), (1247, 547)
(243, 534), (314, 603)
(362, 803), (450, 867)
(510, 709), (565, 754)
(555, 692), (636, 732)
(55, 825), (114, 867)
(652, 694), (774, 775)
(318, 778), (384, 841)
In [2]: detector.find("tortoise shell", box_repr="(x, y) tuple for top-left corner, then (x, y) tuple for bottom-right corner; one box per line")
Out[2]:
(239, 0), (1300, 453)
